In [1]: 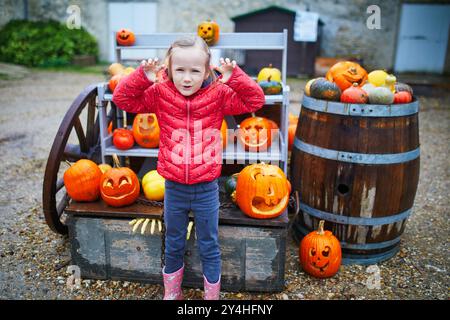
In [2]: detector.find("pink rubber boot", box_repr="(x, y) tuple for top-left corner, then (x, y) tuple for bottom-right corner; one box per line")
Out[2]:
(203, 275), (221, 300)
(162, 265), (184, 300)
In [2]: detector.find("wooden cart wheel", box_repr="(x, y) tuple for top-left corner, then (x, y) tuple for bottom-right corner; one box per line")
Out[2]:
(43, 84), (112, 235)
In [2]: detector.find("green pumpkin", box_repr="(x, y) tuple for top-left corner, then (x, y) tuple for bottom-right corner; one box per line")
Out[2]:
(310, 78), (341, 101)
(224, 173), (239, 195)
(259, 76), (282, 95)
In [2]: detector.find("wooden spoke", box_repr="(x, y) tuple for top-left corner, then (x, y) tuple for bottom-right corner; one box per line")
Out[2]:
(56, 178), (65, 192)
(86, 95), (97, 148)
(57, 192), (70, 218)
(73, 116), (88, 153)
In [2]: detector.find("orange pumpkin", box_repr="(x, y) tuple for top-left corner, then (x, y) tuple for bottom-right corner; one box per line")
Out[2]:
(100, 155), (140, 207)
(109, 74), (124, 92)
(299, 220), (342, 278)
(288, 113), (298, 151)
(197, 20), (220, 46)
(238, 116), (273, 152)
(132, 113), (160, 148)
(116, 29), (136, 46)
(235, 163), (290, 219)
(326, 61), (368, 91)
(63, 159), (102, 202)
(221, 120), (228, 149)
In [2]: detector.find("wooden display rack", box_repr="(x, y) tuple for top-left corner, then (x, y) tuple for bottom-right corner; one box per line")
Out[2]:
(43, 31), (291, 292)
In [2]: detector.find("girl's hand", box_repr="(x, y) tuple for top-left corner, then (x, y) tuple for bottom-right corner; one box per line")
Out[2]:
(216, 57), (237, 83)
(140, 58), (165, 82)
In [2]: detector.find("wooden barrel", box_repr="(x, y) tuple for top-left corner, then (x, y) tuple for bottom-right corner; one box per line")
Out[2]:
(290, 95), (420, 265)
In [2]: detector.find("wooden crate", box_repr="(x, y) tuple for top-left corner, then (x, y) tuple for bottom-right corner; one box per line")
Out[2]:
(66, 181), (289, 292)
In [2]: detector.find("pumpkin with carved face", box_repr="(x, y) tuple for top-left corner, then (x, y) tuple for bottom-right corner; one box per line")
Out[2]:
(197, 20), (220, 46)
(132, 113), (160, 148)
(326, 61), (368, 91)
(235, 163), (290, 219)
(299, 220), (342, 278)
(116, 29), (136, 46)
(238, 116), (273, 152)
(100, 155), (140, 207)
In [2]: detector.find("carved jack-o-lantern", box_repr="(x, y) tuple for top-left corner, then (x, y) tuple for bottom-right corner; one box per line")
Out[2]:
(116, 29), (136, 46)
(299, 220), (342, 278)
(326, 61), (368, 91)
(132, 113), (160, 148)
(235, 163), (290, 219)
(197, 20), (220, 46)
(100, 155), (140, 207)
(238, 116), (273, 152)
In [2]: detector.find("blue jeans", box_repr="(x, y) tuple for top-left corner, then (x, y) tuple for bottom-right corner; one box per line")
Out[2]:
(163, 178), (221, 283)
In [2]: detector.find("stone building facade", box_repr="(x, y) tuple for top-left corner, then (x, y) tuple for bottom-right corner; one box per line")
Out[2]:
(1, 0), (449, 73)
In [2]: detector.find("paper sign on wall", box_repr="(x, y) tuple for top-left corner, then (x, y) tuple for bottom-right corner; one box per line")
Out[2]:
(294, 11), (319, 42)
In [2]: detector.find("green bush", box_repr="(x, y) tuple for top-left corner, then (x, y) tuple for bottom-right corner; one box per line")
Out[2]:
(0, 19), (98, 67)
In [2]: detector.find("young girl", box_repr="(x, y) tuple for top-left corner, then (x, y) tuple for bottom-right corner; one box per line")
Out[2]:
(112, 35), (265, 300)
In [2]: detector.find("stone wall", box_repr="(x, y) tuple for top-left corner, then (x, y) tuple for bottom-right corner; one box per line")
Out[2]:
(0, 0), (421, 71)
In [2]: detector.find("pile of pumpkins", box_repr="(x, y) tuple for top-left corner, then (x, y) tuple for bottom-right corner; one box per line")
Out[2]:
(305, 61), (414, 105)
(224, 163), (341, 278)
(63, 155), (165, 208)
(110, 113), (160, 150)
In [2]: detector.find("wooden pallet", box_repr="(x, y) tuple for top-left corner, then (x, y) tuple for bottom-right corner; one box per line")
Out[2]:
(66, 181), (289, 292)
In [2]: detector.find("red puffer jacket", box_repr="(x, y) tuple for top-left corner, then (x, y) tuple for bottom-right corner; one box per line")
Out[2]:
(112, 65), (265, 184)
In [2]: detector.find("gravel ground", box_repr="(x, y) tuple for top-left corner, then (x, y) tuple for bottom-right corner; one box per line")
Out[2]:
(0, 69), (448, 300)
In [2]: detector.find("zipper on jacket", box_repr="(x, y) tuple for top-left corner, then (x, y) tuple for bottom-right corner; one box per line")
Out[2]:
(185, 100), (190, 184)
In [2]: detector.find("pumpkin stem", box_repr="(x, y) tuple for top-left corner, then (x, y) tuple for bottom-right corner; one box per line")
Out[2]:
(112, 154), (121, 168)
(268, 75), (272, 82)
(349, 66), (357, 74)
(317, 220), (325, 235)
(352, 82), (358, 87)
(269, 64), (273, 68)
(251, 112), (256, 117)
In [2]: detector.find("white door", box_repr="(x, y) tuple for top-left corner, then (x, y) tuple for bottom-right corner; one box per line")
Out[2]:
(108, 2), (157, 62)
(395, 4), (450, 73)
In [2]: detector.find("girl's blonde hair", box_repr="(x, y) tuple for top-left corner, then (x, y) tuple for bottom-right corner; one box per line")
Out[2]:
(165, 35), (217, 82)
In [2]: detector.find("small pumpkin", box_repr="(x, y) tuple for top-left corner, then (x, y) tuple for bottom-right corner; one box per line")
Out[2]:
(304, 77), (324, 96)
(368, 86), (394, 105)
(326, 61), (368, 91)
(238, 116), (273, 151)
(340, 83), (369, 104)
(395, 82), (413, 95)
(235, 163), (290, 219)
(64, 159), (102, 202)
(113, 128), (135, 150)
(100, 154), (140, 207)
(109, 74), (124, 92)
(258, 76), (282, 95)
(221, 120), (228, 149)
(224, 173), (239, 196)
(361, 82), (376, 95)
(299, 220), (342, 278)
(108, 63), (125, 76)
(310, 78), (341, 101)
(197, 20), (220, 46)
(141, 170), (165, 201)
(123, 67), (135, 76)
(394, 91), (413, 104)
(132, 113), (160, 148)
(257, 64), (282, 83)
(288, 113), (298, 151)
(116, 29), (136, 46)
(98, 163), (112, 174)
